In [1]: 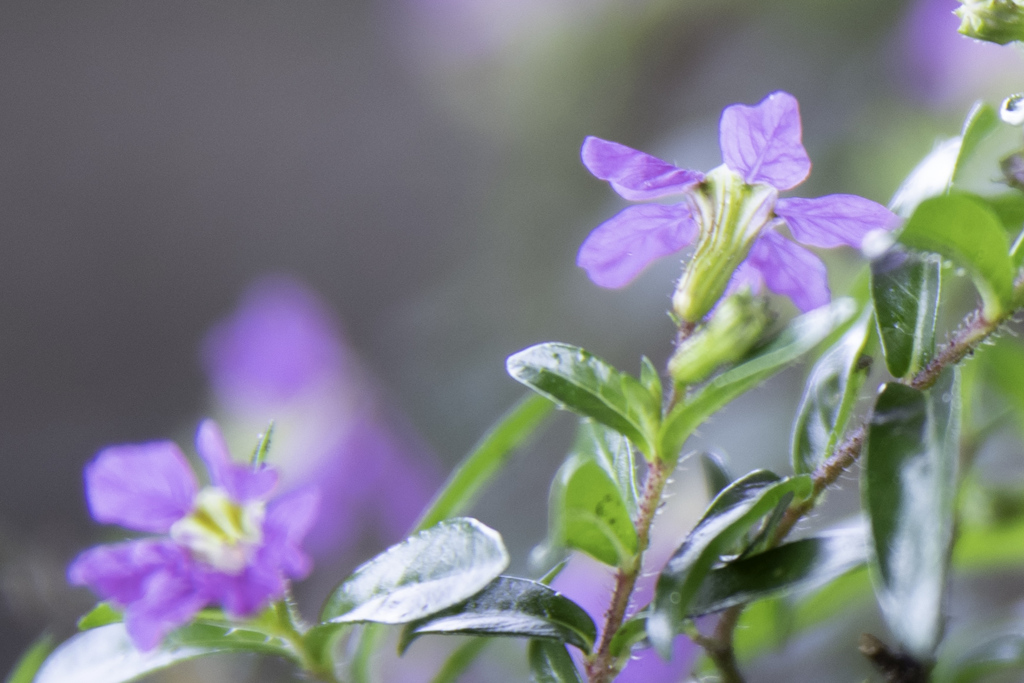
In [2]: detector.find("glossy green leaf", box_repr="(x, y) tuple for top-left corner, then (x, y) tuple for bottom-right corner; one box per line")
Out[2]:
(898, 193), (1014, 320)
(639, 356), (663, 404)
(700, 451), (733, 499)
(550, 423), (639, 567)
(506, 343), (659, 457)
(321, 517), (509, 624)
(863, 369), (961, 659)
(871, 250), (941, 378)
(528, 640), (583, 683)
(687, 527), (868, 616)
(659, 299), (855, 463)
(6, 633), (53, 683)
(33, 622), (293, 683)
(416, 393), (554, 530)
(399, 577), (597, 654)
(791, 310), (872, 473)
(647, 471), (813, 656)
(428, 638), (490, 683)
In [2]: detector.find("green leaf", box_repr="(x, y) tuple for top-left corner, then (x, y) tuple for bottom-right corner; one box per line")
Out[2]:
(321, 518), (510, 625)
(399, 577), (597, 654)
(647, 471), (812, 656)
(506, 343), (660, 457)
(791, 310), (872, 473)
(639, 356), (663, 404)
(952, 101), (1000, 185)
(871, 250), (941, 378)
(416, 393), (554, 530)
(977, 339), (1024, 441)
(700, 451), (733, 499)
(687, 527), (868, 616)
(659, 299), (856, 463)
(898, 193), (1014, 320)
(6, 634), (53, 683)
(574, 420), (639, 515)
(933, 622), (1024, 683)
(33, 622), (293, 683)
(250, 420), (274, 466)
(428, 638), (490, 683)
(77, 602), (122, 630)
(528, 640), (583, 683)
(863, 369), (961, 659)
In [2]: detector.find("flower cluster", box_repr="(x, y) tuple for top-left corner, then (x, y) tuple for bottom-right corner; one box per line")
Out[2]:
(577, 91), (900, 321)
(68, 420), (319, 650)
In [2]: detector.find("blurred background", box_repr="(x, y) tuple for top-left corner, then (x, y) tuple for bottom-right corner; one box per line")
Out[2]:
(0, 0), (1021, 680)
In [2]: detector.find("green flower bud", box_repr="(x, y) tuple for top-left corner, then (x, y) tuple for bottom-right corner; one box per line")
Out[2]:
(669, 289), (769, 386)
(671, 165), (777, 322)
(956, 0), (1024, 45)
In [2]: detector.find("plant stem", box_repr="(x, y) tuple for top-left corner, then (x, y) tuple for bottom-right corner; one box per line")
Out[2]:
(585, 457), (671, 683)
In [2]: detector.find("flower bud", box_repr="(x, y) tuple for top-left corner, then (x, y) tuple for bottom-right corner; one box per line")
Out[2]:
(671, 165), (778, 322)
(669, 289), (769, 386)
(956, 0), (1024, 45)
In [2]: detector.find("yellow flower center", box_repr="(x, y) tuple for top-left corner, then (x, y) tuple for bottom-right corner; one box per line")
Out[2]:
(170, 487), (265, 574)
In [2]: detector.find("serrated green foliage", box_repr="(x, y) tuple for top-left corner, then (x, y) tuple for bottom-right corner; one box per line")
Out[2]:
(792, 310), (872, 473)
(871, 250), (940, 378)
(399, 577), (596, 654)
(506, 343), (660, 458)
(898, 193), (1014, 320)
(321, 518), (509, 625)
(77, 602), (122, 630)
(687, 528), (868, 616)
(416, 393), (554, 530)
(33, 622), (293, 683)
(647, 471), (812, 656)
(5, 633), (53, 683)
(864, 369), (961, 659)
(659, 299), (856, 463)
(700, 451), (733, 499)
(528, 640), (583, 683)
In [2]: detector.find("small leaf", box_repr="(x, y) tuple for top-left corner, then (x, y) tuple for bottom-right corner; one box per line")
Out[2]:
(792, 309), (873, 473)
(573, 420), (639, 516)
(863, 369), (961, 659)
(898, 193), (1014, 320)
(77, 602), (122, 631)
(871, 250), (941, 378)
(647, 471), (813, 656)
(700, 451), (733, 499)
(639, 356), (663, 403)
(659, 299), (855, 463)
(528, 640), (583, 683)
(399, 577), (597, 654)
(687, 527), (868, 615)
(34, 622), (292, 683)
(507, 343), (660, 457)
(321, 518), (509, 625)
(415, 393), (554, 530)
(6, 634), (53, 683)
(952, 101), (999, 185)
(250, 420), (274, 466)
(550, 452), (638, 567)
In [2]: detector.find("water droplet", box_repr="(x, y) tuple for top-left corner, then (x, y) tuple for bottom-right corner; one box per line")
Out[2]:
(669, 592), (681, 604)
(1003, 94), (1024, 126)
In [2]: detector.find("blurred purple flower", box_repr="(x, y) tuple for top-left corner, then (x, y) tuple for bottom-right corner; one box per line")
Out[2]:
(201, 276), (436, 558)
(578, 91), (899, 314)
(68, 420), (318, 651)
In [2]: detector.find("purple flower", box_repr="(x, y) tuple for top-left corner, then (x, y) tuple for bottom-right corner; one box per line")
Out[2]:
(578, 91), (900, 320)
(68, 420), (319, 651)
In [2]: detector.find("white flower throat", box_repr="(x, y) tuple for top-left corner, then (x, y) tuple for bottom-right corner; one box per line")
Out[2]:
(170, 487), (266, 574)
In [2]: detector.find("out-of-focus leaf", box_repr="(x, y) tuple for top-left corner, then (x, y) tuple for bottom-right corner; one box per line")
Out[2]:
(983, 193), (1024, 233)
(898, 193), (1013, 320)
(863, 369), (961, 659)
(953, 102), (999, 185)
(687, 527), (868, 615)
(700, 451), (733, 499)
(34, 622), (292, 683)
(249, 420), (274, 467)
(77, 603), (122, 631)
(428, 638), (490, 683)
(528, 640), (583, 683)
(871, 250), (940, 378)
(792, 310), (872, 474)
(321, 518), (509, 625)
(647, 471), (812, 656)
(507, 343), (659, 457)
(659, 299), (856, 463)
(6, 633), (53, 683)
(416, 393), (554, 530)
(399, 577), (596, 654)
(977, 339), (1024, 441)
(933, 622), (1024, 683)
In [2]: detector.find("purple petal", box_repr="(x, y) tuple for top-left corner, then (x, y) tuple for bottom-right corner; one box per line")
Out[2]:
(719, 91), (811, 190)
(124, 567), (207, 651)
(200, 563), (285, 618)
(84, 443), (198, 533)
(581, 136), (703, 200)
(262, 486), (320, 578)
(577, 203), (698, 288)
(195, 420), (277, 502)
(68, 539), (188, 606)
(723, 260), (767, 299)
(775, 194), (900, 249)
(747, 231), (830, 312)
